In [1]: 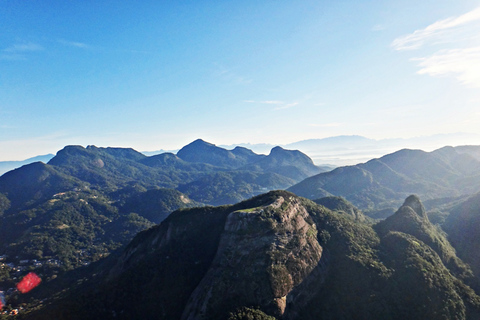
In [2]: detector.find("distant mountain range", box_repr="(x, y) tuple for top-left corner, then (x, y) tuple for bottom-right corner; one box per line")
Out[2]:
(0, 139), (328, 280)
(221, 132), (480, 166)
(288, 145), (480, 216)
(3, 133), (478, 175)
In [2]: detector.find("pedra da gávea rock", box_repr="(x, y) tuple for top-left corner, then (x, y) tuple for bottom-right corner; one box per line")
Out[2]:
(181, 195), (324, 320)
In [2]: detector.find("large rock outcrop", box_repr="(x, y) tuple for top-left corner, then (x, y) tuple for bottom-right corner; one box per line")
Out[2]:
(181, 195), (323, 319)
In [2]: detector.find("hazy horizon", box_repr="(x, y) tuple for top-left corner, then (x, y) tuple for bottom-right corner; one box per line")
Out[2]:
(2, 132), (480, 168)
(2, 1), (480, 161)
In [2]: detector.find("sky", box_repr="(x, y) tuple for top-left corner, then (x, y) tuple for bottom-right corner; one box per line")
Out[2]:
(1, 0), (480, 161)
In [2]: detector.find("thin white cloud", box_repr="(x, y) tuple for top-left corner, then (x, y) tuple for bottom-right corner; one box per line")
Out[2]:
(213, 63), (252, 85)
(58, 39), (90, 49)
(392, 6), (480, 50)
(3, 42), (44, 53)
(1, 42), (44, 61)
(244, 100), (299, 110)
(0, 54), (26, 61)
(414, 47), (480, 87)
(392, 6), (480, 88)
(274, 102), (299, 110)
(244, 100), (283, 105)
(372, 24), (386, 32)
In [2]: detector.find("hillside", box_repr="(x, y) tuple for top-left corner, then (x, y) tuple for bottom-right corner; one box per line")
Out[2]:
(242, 146), (324, 181)
(0, 140), (323, 288)
(288, 146), (480, 215)
(313, 196), (367, 222)
(442, 192), (480, 278)
(0, 162), (86, 210)
(43, 140), (323, 203)
(23, 191), (480, 319)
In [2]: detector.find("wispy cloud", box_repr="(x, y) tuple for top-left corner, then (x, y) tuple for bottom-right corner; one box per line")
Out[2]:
(1, 42), (44, 61)
(274, 102), (299, 110)
(372, 24), (386, 32)
(244, 100), (283, 105)
(414, 47), (480, 87)
(58, 39), (90, 49)
(3, 42), (44, 53)
(392, 7), (480, 51)
(244, 100), (299, 110)
(392, 6), (480, 88)
(213, 63), (252, 85)
(0, 53), (26, 61)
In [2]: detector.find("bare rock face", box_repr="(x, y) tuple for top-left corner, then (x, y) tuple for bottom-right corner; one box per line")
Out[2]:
(181, 196), (323, 320)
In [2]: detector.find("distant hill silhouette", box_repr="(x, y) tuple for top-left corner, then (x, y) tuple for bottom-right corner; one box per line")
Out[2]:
(0, 154), (54, 176)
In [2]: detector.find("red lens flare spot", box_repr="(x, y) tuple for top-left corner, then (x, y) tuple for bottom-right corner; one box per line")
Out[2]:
(16, 272), (42, 294)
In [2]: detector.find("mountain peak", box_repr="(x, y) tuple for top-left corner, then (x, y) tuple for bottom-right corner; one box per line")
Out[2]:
(270, 146), (285, 152)
(401, 195), (427, 219)
(177, 139), (217, 154)
(177, 139), (246, 168)
(190, 138), (215, 147)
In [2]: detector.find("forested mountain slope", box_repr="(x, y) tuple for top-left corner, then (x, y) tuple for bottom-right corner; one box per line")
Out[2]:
(24, 191), (480, 320)
(288, 146), (480, 215)
(0, 140), (324, 285)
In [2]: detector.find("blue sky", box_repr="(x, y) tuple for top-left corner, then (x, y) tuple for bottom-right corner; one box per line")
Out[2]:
(1, 0), (480, 160)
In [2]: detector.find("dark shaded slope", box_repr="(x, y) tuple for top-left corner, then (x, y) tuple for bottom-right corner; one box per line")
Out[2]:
(30, 204), (233, 319)
(443, 192), (480, 278)
(178, 171), (295, 205)
(299, 195), (480, 319)
(379, 232), (479, 320)
(375, 195), (477, 289)
(119, 188), (198, 223)
(24, 192), (480, 320)
(0, 161), (85, 210)
(0, 172), (197, 281)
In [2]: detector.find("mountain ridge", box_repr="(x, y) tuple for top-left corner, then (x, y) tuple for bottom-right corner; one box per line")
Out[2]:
(288, 145), (480, 215)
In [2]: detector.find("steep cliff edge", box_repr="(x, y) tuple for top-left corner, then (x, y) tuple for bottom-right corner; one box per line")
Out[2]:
(181, 195), (323, 319)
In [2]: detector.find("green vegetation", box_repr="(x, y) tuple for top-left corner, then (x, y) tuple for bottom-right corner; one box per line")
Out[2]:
(289, 146), (480, 217)
(313, 196), (369, 222)
(442, 192), (480, 279)
(3, 143), (480, 319)
(20, 191), (480, 319)
(228, 307), (277, 320)
(0, 142), (321, 289)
